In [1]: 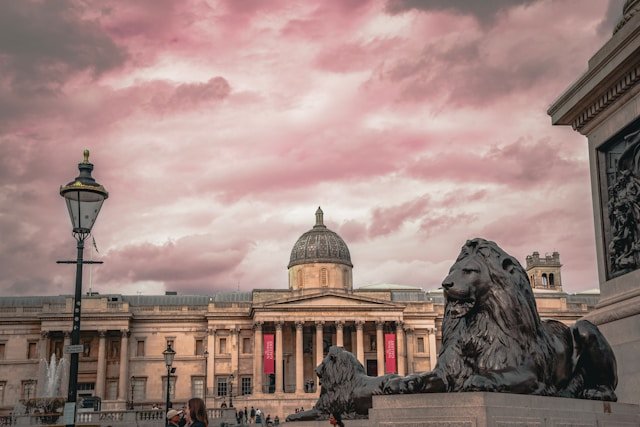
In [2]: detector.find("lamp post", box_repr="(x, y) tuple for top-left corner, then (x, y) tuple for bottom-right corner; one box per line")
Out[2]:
(163, 344), (176, 427)
(203, 349), (209, 400)
(228, 374), (234, 408)
(58, 150), (108, 427)
(129, 376), (135, 410)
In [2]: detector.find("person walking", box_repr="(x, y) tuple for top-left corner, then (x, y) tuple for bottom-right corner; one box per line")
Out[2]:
(244, 406), (248, 423)
(187, 397), (209, 427)
(250, 406), (256, 423)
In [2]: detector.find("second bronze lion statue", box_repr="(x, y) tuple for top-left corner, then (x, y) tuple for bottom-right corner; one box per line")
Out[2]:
(385, 238), (617, 401)
(286, 346), (398, 421)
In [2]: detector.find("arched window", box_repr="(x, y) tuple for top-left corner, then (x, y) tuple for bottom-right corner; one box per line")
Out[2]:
(549, 273), (555, 288)
(320, 268), (328, 287)
(297, 270), (303, 288)
(542, 273), (548, 287)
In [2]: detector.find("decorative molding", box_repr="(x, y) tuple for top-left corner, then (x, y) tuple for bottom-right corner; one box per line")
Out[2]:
(583, 295), (640, 325)
(355, 320), (364, 330)
(315, 320), (324, 329)
(572, 65), (640, 131)
(275, 321), (283, 330)
(335, 321), (344, 330)
(295, 321), (304, 330)
(376, 321), (384, 330)
(253, 321), (263, 331)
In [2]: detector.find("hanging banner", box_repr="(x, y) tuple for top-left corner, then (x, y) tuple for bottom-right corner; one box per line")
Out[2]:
(384, 333), (396, 374)
(263, 334), (275, 374)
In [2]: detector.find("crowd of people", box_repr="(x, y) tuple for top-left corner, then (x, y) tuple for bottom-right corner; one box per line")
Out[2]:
(229, 405), (278, 425)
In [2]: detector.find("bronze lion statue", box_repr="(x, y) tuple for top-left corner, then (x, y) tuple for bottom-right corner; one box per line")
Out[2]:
(285, 346), (399, 421)
(384, 238), (617, 401)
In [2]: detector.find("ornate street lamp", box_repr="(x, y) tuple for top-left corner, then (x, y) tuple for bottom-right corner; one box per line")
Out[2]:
(203, 349), (209, 399)
(163, 344), (176, 427)
(58, 150), (108, 427)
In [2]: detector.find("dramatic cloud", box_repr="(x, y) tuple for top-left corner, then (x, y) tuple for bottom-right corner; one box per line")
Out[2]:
(385, 0), (537, 23)
(0, 0), (617, 296)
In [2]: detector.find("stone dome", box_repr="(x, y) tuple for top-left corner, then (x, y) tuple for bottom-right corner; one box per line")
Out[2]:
(288, 207), (353, 269)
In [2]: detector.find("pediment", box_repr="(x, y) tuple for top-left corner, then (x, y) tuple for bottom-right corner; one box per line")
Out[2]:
(260, 292), (398, 309)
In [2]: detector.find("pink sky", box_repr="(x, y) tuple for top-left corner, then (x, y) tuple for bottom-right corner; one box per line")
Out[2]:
(0, 0), (625, 296)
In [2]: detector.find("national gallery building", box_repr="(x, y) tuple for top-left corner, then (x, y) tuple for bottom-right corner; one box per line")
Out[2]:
(0, 208), (599, 416)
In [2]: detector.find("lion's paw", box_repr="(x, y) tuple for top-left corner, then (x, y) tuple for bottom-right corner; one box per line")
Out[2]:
(463, 375), (497, 392)
(383, 375), (421, 394)
(582, 386), (617, 402)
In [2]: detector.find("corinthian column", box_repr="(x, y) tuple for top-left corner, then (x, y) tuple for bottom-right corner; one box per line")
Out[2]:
(95, 330), (107, 399)
(253, 322), (263, 394)
(396, 322), (405, 376)
(336, 321), (344, 347)
(275, 321), (284, 393)
(295, 321), (304, 394)
(355, 321), (364, 365)
(376, 321), (384, 376)
(315, 321), (324, 367)
(118, 330), (130, 400)
(405, 327), (415, 374)
(428, 327), (437, 370)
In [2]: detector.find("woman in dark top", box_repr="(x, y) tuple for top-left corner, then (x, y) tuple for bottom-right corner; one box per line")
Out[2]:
(188, 397), (208, 427)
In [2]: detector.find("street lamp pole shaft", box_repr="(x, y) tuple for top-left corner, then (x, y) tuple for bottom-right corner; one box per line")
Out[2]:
(165, 366), (171, 427)
(66, 238), (85, 427)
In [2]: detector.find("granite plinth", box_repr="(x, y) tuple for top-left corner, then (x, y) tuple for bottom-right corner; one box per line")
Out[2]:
(368, 392), (639, 427)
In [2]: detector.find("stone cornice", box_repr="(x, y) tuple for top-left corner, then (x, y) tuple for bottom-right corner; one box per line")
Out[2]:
(548, 17), (640, 133)
(570, 64), (640, 131)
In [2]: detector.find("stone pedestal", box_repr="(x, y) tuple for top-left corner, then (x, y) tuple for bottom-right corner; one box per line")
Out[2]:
(369, 393), (640, 427)
(548, 3), (640, 405)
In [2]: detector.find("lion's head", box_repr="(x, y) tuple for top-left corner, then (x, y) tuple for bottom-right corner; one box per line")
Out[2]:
(316, 346), (366, 390)
(442, 238), (540, 334)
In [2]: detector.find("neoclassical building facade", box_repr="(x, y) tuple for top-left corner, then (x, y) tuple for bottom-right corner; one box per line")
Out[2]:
(0, 208), (599, 417)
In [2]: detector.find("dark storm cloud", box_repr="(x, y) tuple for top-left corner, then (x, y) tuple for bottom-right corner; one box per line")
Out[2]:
(0, 1), (127, 95)
(385, 0), (538, 23)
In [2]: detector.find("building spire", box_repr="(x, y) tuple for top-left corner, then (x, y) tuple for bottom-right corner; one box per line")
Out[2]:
(314, 206), (325, 228)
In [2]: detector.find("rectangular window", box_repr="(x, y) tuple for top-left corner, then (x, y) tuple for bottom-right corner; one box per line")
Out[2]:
(132, 377), (146, 401)
(241, 377), (252, 396)
(417, 337), (425, 353)
(107, 380), (118, 400)
(219, 338), (227, 354)
(0, 343), (4, 360)
(0, 381), (5, 405)
(216, 376), (228, 397)
(136, 340), (145, 357)
(163, 376), (176, 400)
(242, 338), (251, 354)
(195, 339), (204, 356)
(192, 377), (205, 399)
(27, 342), (38, 359)
(21, 380), (37, 400)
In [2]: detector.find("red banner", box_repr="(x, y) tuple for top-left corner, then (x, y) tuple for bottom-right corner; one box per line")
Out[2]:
(384, 333), (396, 374)
(263, 334), (275, 374)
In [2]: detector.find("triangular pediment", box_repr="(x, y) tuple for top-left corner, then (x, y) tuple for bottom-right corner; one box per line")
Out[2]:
(258, 291), (399, 309)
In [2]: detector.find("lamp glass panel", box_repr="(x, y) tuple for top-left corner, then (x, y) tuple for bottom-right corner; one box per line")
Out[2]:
(64, 191), (105, 232)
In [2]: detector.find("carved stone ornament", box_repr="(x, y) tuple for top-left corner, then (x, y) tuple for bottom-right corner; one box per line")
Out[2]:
(287, 239), (618, 421)
(602, 125), (640, 278)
